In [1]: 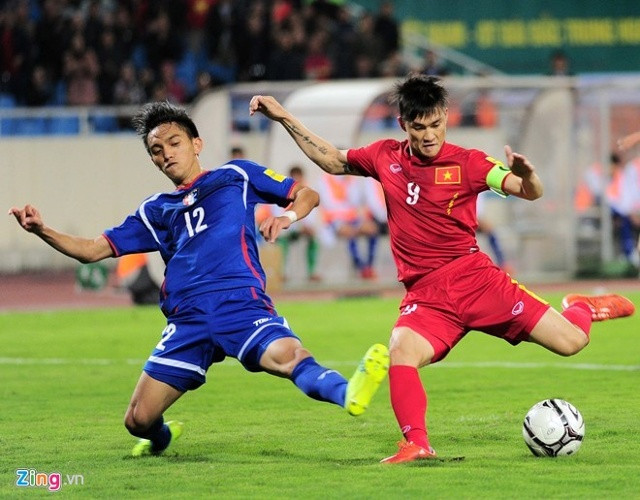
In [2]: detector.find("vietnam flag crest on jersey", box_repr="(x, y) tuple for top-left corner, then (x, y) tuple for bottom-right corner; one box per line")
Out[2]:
(435, 165), (461, 184)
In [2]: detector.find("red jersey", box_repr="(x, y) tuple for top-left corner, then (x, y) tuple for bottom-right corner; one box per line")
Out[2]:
(347, 139), (509, 286)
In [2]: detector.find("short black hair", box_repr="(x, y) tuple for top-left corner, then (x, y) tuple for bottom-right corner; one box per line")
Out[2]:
(391, 73), (449, 122)
(132, 101), (200, 153)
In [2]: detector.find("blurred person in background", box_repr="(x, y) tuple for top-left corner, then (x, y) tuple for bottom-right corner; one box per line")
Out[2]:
(317, 172), (380, 280)
(63, 32), (100, 106)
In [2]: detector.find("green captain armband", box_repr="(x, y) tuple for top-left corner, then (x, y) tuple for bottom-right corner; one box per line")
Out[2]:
(485, 161), (511, 197)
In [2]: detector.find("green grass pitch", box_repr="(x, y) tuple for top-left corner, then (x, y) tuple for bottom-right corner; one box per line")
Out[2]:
(1, 292), (639, 497)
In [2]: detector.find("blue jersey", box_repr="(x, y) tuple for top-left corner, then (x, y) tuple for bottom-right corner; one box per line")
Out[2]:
(104, 160), (295, 315)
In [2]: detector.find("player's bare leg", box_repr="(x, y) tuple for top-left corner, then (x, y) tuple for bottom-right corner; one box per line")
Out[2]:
(125, 372), (184, 456)
(527, 308), (591, 356)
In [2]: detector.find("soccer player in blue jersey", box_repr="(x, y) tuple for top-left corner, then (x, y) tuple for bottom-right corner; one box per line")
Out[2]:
(8, 101), (390, 457)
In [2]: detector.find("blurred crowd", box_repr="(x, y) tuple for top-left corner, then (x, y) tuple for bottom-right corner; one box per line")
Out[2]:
(0, 0), (412, 107)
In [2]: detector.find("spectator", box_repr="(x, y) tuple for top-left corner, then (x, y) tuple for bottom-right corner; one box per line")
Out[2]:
(0, 1), (33, 103)
(159, 60), (187, 104)
(112, 4), (137, 60)
(143, 10), (183, 74)
(205, 0), (242, 73)
(189, 70), (217, 103)
(267, 28), (304, 81)
(329, 5), (357, 79)
(83, 0), (104, 51)
(185, 0), (216, 53)
(304, 30), (333, 81)
(352, 12), (384, 77)
(235, 3), (270, 81)
(606, 154), (640, 267)
(476, 191), (514, 274)
(34, 0), (71, 82)
(549, 49), (573, 76)
(25, 64), (54, 107)
(279, 165), (322, 282)
(379, 50), (410, 78)
(420, 49), (449, 77)
(230, 145), (246, 159)
(63, 33), (100, 106)
(373, 1), (399, 60)
(95, 29), (125, 104)
(113, 61), (146, 105)
(317, 173), (380, 280)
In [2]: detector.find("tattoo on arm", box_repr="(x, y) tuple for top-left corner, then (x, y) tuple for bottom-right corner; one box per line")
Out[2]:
(284, 122), (328, 155)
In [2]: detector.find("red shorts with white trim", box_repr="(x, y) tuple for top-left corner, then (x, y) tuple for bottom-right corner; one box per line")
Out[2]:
(395, 252), (550, 363)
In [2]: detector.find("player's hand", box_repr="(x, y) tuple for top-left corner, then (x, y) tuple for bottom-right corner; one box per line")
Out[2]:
(8, 204), (44, 233)
(259, 215), (292, 243)
(249, 95), (287, 121)
(504, 145), (535, 178)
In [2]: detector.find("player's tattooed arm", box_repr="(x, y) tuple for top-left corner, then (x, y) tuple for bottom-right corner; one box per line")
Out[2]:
(249, 94), (358, 176)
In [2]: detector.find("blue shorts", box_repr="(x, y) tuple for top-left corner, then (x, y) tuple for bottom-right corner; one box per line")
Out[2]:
(143, 287), (299, 392)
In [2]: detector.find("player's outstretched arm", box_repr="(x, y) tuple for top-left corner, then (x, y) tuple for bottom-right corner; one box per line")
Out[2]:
(502, 145), (544, 201)
(249, 95), (357, 176)
(8, 204), (114, 263)
(259, 184), (320, 243)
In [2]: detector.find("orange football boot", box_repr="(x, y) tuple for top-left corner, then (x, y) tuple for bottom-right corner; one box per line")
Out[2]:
(380, 440), (438, 464)
(561, 294), (635, 321)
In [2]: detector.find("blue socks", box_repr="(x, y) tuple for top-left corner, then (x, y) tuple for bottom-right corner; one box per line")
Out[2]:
(291, 357), (347, 406)
(132, 416), (171, 453)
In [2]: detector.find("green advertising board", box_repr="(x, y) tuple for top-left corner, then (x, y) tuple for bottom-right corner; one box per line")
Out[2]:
(354, 0), (640, 74)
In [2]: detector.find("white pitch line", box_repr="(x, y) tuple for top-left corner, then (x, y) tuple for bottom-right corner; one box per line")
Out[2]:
(0, 357), (637, 371)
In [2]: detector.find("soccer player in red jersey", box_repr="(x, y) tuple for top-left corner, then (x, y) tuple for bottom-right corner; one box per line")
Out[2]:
(250, 74), (635, 463)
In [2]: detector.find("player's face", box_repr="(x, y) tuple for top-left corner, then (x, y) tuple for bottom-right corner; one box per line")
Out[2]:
(399, 107), (447, 160)
(147, 122), (203, 186)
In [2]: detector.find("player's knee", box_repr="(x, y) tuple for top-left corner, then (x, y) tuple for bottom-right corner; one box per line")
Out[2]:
(261, 339), (311, 376)
(555, 331), (589, 356)
(124, 405), (155, 436)
(389, 328), (433, 367)
(282, 346), (312, 375)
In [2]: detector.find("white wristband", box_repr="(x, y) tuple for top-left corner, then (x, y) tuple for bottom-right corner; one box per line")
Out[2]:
(282, 210), (298, 224)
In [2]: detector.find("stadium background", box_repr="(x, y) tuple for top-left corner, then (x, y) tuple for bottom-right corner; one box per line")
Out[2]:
(1, 0), (640, 297)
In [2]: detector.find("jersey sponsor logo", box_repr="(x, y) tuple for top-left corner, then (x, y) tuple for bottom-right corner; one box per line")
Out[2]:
(401, 304), (417, 315)
(435, 165), (461, 184)
(263, 168), (286, 182)
(389, 163), (402, 173)
(253, 317), (273, 326)
(182, 188), (199, 206)
(511, 301), (524, 315)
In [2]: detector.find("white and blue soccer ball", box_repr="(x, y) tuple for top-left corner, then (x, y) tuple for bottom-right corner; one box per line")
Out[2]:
(522, 398), (585, 457)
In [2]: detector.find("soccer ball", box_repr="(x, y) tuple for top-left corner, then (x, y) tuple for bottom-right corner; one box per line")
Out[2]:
(522, 398), (585, 457)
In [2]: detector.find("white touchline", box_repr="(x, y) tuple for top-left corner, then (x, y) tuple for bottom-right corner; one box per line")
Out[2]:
(0, 357), (638, 371)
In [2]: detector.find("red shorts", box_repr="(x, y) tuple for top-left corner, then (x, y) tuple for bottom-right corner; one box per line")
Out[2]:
(395, 252), (550, 363)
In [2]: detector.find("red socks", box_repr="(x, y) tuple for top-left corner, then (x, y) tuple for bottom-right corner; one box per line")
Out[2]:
(389, 365), (430, 449)
(561, 301), (592, 338)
